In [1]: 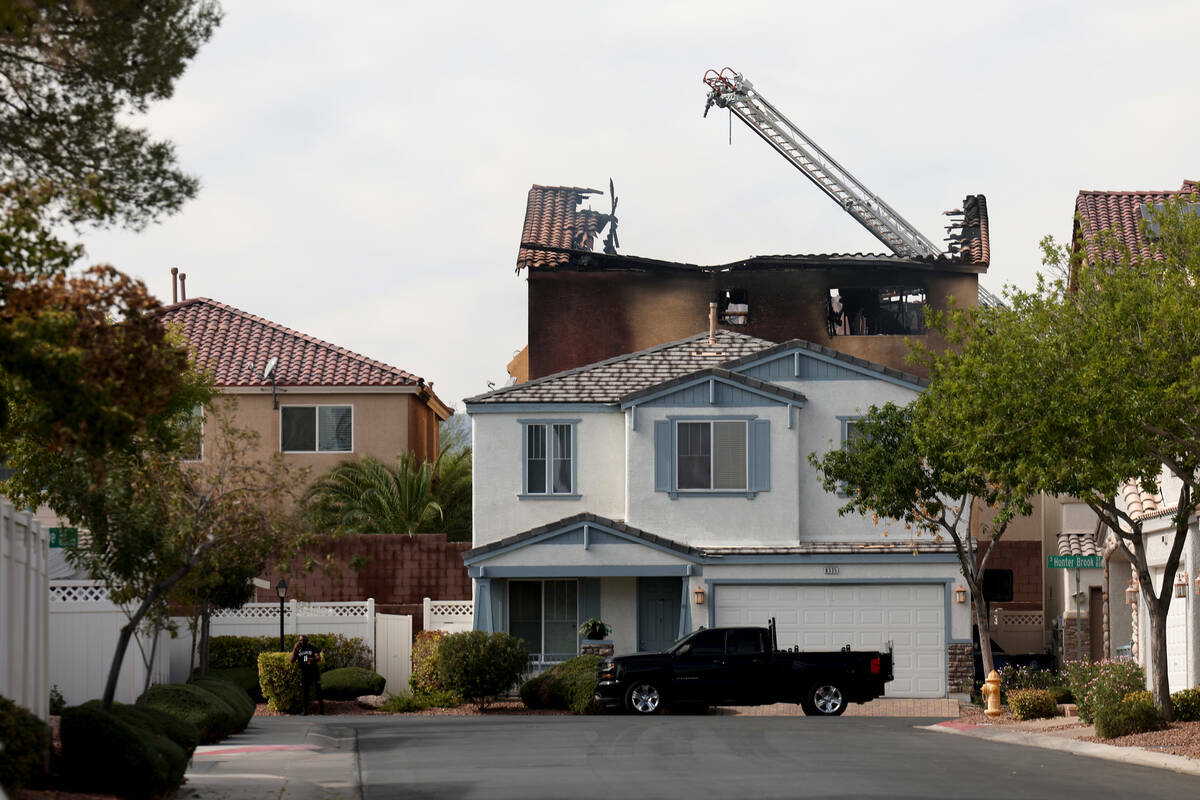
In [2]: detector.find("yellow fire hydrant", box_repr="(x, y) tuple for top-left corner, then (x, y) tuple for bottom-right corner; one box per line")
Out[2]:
(982, 669), (1003, 717)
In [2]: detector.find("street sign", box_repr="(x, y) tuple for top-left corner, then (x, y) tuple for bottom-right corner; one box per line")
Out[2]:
(48, 527), (77, 548)
(1047, 554), (1102, 569)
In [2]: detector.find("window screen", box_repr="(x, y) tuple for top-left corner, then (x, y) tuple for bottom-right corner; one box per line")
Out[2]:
(543, 580), (578, 661)
(713, 421), (747, 490)
(281, 406), (316, 452)
(509, 581), (542, 656)
(318, 406), (352, 451)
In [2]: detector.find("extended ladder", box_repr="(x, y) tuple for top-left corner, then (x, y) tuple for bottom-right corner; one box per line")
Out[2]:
(703, 68), (942, 259)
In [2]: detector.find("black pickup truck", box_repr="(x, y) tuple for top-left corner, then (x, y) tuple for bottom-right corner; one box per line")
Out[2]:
(595, 620), (893, 716)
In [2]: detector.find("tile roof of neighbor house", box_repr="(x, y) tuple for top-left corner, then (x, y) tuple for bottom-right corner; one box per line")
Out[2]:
(465, 330), (777, 404)
(1057, 532), (1101, 558)
(1074, 179), (1200, 263)
(161, 297), (428, 389)
(515, 182), (989, 272)
(516, 185), (614, 270)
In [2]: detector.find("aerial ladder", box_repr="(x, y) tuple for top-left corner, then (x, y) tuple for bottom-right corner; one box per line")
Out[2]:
(702, 68), (945, 260)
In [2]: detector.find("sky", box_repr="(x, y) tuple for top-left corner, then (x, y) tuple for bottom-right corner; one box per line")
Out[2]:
(79, 0), (1200, 411)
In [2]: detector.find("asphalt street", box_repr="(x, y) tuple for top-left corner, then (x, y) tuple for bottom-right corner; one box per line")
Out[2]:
(353, 715), (1199, 800)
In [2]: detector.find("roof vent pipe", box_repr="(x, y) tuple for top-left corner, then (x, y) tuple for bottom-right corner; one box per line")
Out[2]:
(179, 272), (187, 301)
(708, 302), (718, 344)
(170, 267), (179, 303)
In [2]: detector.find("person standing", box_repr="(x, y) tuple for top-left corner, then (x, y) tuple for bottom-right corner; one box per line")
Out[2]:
(290, 634), (324, 715)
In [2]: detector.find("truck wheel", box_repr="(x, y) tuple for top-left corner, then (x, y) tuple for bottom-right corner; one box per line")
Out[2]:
(805, 682), (847, 716)
(625, 682), (663, 714)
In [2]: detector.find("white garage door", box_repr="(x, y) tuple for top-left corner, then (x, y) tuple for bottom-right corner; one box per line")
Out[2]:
(714, 583), (946, 697)
(1161, 569), (1188, 693)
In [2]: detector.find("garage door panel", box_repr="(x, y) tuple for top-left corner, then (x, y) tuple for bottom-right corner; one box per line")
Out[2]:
(714, 582), (946, 698)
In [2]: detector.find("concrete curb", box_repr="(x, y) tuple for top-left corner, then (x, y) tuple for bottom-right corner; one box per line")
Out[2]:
(920, 722), (1200, 777)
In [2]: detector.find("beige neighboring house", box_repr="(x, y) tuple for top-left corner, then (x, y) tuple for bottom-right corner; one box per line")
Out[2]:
(161, 297), (452, 475)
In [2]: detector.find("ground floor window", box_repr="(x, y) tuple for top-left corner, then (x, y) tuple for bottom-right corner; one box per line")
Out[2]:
(509, 580), (578, 663)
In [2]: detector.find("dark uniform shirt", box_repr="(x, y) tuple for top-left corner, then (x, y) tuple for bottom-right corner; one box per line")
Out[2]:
(295, 643), (321, 681)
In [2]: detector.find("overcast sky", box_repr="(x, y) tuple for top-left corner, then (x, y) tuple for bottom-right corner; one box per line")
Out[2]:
(80, 0), (1200, 410)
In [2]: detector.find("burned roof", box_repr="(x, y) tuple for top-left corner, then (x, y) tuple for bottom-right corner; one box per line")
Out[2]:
(1074, 179), (1199, 263)
(516, 185), (614, 270)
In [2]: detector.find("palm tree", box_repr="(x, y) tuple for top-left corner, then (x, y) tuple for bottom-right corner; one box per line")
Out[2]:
(427, 445), (471, 541)
(305, 453), (442, 536)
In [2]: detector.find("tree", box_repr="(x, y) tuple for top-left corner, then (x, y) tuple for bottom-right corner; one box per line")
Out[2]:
(919, 199), (1200, 719)
(0, 0), (221, 229)
(305, 453), (444, 537)
(809, 401), (1029, 679)
(429, 420), (471, 541)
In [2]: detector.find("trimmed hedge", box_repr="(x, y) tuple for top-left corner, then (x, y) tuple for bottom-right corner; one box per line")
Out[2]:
(139, 683), (239, 743)
(437, 631), (529, 710)
(194, 677), (255, 729)
(1172, 687), (1200, 721)
(1007, 688), (1059, 721)
(259, 652), (304, 714)
(1095, 696), (1165, 739)
(82, 700), (201, 757)
(0, 694), (50, 794)
(209, 633), (372, 672)
(519, 656), (601, 715)
(321, 667), (386, 700)
(206, 666), (264, 702)
(60, 705), (173, 799)
(410, 630), (447, 694)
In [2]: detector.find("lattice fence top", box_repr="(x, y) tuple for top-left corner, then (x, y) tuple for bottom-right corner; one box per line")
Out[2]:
(429, 601), (473, 618)
(50, 583), (109, 603)
(212, 601), (370, 620)
(999, 612), (1044, 627)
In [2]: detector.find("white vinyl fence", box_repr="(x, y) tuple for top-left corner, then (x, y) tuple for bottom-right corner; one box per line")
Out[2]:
(375, 613), (413, 697)
(49, 581), (169, 707)
(424, 598), (473, 633)
(1, 501), (49, 719)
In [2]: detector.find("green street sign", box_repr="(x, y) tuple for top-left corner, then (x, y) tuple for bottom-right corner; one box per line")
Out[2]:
(1047, 554), (1103, 569)
(48, 527), (77, 548)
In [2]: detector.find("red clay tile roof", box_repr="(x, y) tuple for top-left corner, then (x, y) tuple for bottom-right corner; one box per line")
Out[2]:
(161, 298), (424, 388)
(957, 194), (989, 266)
(1074, 179), (1200, 263)
(516, 185), (614, 270)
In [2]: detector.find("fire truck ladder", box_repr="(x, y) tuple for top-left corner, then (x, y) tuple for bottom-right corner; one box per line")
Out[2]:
(703, 68), (942, 260)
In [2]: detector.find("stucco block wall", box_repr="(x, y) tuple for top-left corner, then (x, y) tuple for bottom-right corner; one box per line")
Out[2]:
(978, 540), (1042, 612)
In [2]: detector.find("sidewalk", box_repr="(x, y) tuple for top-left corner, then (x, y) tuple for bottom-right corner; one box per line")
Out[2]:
(183, 717), (361, 800)
(715, 697), (960, 717)
(923, 714), (1200, 777)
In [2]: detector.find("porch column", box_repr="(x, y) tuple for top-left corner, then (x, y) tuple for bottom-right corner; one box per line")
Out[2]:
(678, 578), (692, 639)
(473, 579), (493, 633)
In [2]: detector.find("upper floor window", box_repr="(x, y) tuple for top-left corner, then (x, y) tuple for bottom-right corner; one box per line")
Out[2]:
(654, 416), (770, 499)
(281, 405), (353, 453)
(828, 287), (926, 336)
(520, 419), (579, 499)
(717, 288), (749, 325)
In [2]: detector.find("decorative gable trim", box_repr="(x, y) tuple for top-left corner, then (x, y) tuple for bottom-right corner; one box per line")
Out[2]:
(463, 513), (701, 567)
(619, 369), (806, 415)
(725, 341), (928, 392)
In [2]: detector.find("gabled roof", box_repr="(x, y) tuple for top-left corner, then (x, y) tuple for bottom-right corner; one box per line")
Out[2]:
(517, 185), (613, 270)
(161, 298), (437, 394)
(465, 330), (775, 405)
(721, 338), (930, 389)
(1074, 179), (1199, 263)
(463, 512), (700, 563)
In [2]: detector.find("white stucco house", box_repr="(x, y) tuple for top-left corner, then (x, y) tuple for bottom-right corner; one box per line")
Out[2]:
(463, 329), (974, 697)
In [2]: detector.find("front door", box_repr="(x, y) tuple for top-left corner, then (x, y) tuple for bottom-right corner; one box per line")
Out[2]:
(638, 577), (682, 652)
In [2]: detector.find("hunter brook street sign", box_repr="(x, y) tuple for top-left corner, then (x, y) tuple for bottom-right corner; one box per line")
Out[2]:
(1047, 554), (1103, 569)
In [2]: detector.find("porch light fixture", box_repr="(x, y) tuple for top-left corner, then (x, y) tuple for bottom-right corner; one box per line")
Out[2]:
(1174, 572), (1188, 599)
(954, 586), (967, 604)
(275, 578), (288, 651)
(693, 587), (705, 605)
(1125, 579), (1137, 606)
(1195, 575), (1200, 597)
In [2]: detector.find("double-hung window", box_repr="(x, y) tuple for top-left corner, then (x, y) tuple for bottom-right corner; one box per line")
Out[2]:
(520, 419), (579, 498)
(677, 420), (747, 491)
(509, 580), (579, 664)
(281, 405), (353, 452)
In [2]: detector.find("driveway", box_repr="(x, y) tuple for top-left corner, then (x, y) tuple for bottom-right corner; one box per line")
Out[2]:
(355, 715), (1200, 799)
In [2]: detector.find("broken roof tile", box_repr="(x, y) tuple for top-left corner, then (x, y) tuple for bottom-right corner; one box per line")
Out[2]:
(517, 185), (613, 270)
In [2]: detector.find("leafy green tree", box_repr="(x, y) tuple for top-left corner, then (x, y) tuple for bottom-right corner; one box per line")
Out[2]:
(918, 199), (1200, 719)
(809, 401), (1029, 678)
(306, 453), (444, 537)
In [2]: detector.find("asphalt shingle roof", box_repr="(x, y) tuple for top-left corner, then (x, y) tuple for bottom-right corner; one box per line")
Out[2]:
(1074, 179), (1199, 264)
(161, 298), (427, 388)
(466, 330), (776, 404)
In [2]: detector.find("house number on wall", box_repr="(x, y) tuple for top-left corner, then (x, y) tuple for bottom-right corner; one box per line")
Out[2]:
(824, 566), (840, 575)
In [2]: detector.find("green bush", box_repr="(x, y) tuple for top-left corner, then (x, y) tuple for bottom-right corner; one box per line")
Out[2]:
(206, 666), (264, 702)
(999, 664), (1060, 702)
(139, 683), (239, 743)
(0, 695), (50, 794)
(519, 656), (601, 715)
(1064, 660), (1147, 724)
(258, 651), (303, 714)
(1171, 687), (1200, 721)
(60, 705), (171, 799)
(1123, 690), (1154, 705)
(209, 633), (372, 672)
(49, 684), (66, 715)
(321, 667), (386, 700)
(378, 690), (461, 713)
(410, 630), (447, 694)
(194, 677), (255, 729)
(1007, 688), (1059, 721)
(1095, 696), (1165, 739)
(436, 631), (529, 710)
(100, 701), (201, 756)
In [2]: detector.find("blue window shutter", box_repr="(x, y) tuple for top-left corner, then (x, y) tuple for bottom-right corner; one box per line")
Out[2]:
(654, 420), (671, 492)
(750, 419), (771, 492)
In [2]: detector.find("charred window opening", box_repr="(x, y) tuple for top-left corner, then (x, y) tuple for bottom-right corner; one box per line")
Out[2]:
(827, 287), (926, 336)
(717, 288), (748, 325)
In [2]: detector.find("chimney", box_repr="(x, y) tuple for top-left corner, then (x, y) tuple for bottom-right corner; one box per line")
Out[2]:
(708, 302), (718, 344)
(170, 267), (178, 304)
(179, 273), (187, 301)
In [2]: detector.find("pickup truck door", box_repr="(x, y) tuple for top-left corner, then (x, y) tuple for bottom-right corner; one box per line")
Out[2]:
(722, 628), (770, 705)
(670, 629), (731, 702)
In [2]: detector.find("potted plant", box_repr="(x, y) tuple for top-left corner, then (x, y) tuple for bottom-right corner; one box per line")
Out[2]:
(578, 618), (611, 641)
